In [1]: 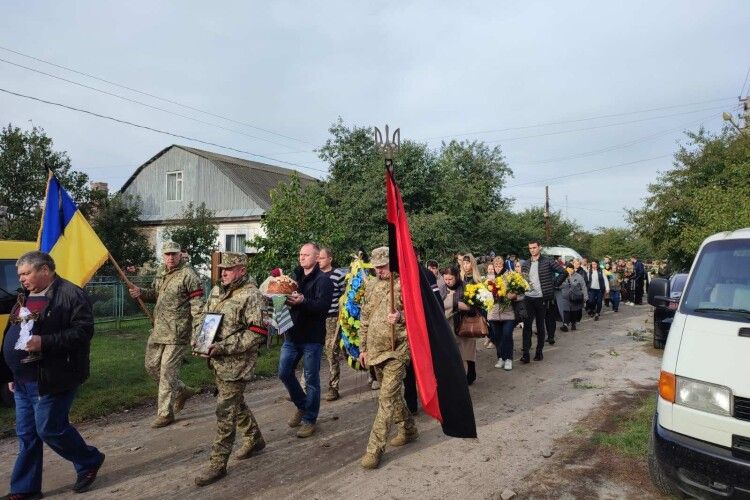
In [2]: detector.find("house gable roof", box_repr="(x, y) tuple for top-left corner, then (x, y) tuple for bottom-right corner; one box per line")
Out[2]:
(119, 145), (319, 209)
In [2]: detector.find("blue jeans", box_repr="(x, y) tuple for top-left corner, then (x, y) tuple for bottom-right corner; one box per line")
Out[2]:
(610, 290), (621, 311)
(489, 320), (515, 361)
(589, 289), (603, 314)
(278, 341), (322, 424)
(11, 381), (103, 494)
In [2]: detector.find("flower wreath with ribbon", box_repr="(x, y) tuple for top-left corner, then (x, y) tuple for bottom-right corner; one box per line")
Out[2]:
(337, 257), (373, 371)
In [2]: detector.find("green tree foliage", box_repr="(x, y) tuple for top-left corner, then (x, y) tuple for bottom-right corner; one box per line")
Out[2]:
(629, 128), (750, 270)
(498, 207), (586, 258)
(0, 125), (93, 240)
(90, 193), (154, 271)
(248, 175), (344, 281)
(589, 227), (653, 261)
(164, 202), (218, 268)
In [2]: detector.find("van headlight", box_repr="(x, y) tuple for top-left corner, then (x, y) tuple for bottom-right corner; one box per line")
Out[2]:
(676, 377), (732, 416)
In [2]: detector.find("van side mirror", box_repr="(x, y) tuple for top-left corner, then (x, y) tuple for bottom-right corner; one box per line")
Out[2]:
(648, 277), (670, 306)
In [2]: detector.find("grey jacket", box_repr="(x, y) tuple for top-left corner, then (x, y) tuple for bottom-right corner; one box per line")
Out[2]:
(558, 273), (589, 312)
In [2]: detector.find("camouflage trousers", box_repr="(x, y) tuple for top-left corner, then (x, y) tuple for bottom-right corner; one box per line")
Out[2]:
(366, 358), (416, 456)
(145, 342), (189, 418)
(324, 316), (341, 390)
(210, 378), (263, 469)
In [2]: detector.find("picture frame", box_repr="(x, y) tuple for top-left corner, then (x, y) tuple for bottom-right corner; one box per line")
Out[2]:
(194, 313), (223, 355)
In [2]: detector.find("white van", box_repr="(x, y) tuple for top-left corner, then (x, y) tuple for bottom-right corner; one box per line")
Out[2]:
(649, 228), (750, 497)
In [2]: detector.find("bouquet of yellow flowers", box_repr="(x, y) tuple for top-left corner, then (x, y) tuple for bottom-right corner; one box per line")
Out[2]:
(463, 281), (495, 312)
(505, 271), (530, 296)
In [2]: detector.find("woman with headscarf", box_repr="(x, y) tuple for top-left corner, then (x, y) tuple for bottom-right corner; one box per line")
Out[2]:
(442, 265), (477, 385)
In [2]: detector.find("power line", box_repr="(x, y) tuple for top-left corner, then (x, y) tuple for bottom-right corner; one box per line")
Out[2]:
(421, 97), (736, 141)
(505, 154), (671, 189)
(0, 44), (314, 146)
(0, 86), (330, 177)
(0, 57), (302, 151)
(741, 63), (750, 97)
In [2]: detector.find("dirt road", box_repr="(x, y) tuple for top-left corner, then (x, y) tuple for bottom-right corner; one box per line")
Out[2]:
(0, 305), (662, 499)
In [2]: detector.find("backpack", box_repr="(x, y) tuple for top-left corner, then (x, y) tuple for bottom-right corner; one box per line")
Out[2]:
(566, 278), (584, 303)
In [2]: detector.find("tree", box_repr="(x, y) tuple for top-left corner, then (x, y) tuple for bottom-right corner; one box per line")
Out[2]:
(248, 175), (344, 281)
(90, 193), (154, 272)
(629, 128), (750, 270)
(164, 202), (218, 268)
(589, 227), (653, 261)
(0, 125), (93, 240)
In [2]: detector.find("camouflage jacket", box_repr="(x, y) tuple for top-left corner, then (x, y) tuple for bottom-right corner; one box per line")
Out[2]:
(360, 275), (409, 366)
(140, 262), (204, 345)
(202, 275), (267, 382)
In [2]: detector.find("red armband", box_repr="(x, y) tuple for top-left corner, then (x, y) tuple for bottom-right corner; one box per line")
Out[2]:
(188, 289), (203, 299)
(249, 325), (268, 336)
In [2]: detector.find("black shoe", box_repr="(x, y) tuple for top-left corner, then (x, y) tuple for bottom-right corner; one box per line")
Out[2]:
(466, 361), (476, 385)
(520, 354), (530, 364)
(533, 352), (543, 361)
(73, 453), (105, 493)
(560, 324), (569, 332)
(571, 323), (577, 331)
(1, 493), (43, 500)
(547, 338), (555, 345)
(594, 314), (599, 321)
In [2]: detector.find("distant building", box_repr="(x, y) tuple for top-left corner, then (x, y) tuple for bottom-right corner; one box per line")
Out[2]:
(120, 145), (317, 257)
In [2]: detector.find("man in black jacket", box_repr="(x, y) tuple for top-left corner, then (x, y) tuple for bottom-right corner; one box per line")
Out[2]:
(521, 241), (566, 363)
(278, 243), (333, 439)
(1, 252), (104, 498)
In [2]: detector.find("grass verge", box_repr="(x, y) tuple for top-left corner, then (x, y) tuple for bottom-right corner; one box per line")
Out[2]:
(0, 320), (280, 436)
(591, 392), (656, 457)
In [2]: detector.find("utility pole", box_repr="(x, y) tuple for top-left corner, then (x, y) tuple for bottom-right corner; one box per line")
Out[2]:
(723, 96), (748, 133)
(544, 185), (551, 245)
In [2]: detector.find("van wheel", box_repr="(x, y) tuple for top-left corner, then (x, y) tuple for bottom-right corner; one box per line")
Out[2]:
(648, 414), (681, 497)
(0, 383), (14, 408)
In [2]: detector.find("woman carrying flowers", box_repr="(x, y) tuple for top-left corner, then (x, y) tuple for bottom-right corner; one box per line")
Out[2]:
(442, 265), (481, 385)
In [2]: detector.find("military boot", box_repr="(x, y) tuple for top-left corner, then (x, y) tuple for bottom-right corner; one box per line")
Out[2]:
(151, 415), (175, 428)
(234, 437), (266, 460)
(173, 386), (198, 414)
(296, 423), (316, 438)
(194, 465), (226, 487)
(360, 452), (381, 469)
(288, 408), (304, 428)
(389, 428), (418, 447)
(324, 388), (339, 401)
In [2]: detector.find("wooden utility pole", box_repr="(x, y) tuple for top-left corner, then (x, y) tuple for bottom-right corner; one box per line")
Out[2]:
(544, 185), (551, 245)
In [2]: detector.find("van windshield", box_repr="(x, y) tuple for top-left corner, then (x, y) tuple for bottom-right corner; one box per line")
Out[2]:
(681, 239), (750, 322)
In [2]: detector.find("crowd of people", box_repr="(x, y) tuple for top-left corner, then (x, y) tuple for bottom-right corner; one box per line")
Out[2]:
(0, 240), (651, 497)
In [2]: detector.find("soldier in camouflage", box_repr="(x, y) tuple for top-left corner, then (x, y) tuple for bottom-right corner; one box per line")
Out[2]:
(357, 246), (418, 470)
(129, 241), (204, 428)
(193, 252), (268, 487)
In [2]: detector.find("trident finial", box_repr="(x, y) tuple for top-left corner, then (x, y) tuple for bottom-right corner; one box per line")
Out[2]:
(374, 124), (400, 161)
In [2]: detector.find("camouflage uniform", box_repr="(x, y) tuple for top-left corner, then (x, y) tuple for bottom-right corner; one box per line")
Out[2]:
(324, 315), (341, 390)
(360, 264), (416, 458)
(202, 253), (267, 471)
(139, 244), (204, 419)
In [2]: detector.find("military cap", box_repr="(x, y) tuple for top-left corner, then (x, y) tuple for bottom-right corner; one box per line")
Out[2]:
(161, 240), (181, 254)
(218, 251), (247, 268)
(370, 246), (390, 267)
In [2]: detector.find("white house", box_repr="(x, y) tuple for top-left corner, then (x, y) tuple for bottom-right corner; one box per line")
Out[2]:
(120, 145), (317, 256)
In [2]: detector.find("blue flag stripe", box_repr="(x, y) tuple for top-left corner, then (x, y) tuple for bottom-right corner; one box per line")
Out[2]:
(40, 176), (77, 252)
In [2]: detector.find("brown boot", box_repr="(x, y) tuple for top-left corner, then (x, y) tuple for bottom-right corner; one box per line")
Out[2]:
(194, 465), (226, 487)
(296, 423), (316, 438)
(234, 438), (266, 460)
(288, 408), (304, 428)
(151, 415), (175, 428)
(360, 452), (381, 469)
(173, 386), (198, 414)
(324, 388), (339, 401)
(389, 428), (418, 447)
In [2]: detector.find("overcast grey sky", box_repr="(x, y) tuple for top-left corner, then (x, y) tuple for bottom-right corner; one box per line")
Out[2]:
(1, 1), (748, 230)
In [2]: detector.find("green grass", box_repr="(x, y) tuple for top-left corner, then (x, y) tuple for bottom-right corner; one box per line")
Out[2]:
(592, 394), (656, 457)
(0, 320), (280, 436)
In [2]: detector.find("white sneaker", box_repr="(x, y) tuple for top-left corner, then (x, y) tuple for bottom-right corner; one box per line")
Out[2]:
(503, 359), (512, 371)
(494, 359), (503, 368)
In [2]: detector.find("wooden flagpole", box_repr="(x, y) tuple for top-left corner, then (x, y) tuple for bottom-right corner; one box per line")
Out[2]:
(108, 254), (153, 325)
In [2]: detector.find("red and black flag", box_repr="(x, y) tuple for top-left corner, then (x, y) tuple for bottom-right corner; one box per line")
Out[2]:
(386, 166), (477, 438)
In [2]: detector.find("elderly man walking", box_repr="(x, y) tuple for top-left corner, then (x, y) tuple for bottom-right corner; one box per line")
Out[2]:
(129, 241), (204, 428)
(1, 252), (105, 498)
(194, 252), (269, 486)
(358, 246), (418, 469)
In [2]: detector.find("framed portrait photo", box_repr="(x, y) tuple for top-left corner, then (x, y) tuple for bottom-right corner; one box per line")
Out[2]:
(194, 313), (223, 355)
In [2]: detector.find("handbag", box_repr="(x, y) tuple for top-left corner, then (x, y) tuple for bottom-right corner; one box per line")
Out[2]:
(566, 278), (584, 304)
(457, 313), (489, 337)
(511, 299), (529, 322)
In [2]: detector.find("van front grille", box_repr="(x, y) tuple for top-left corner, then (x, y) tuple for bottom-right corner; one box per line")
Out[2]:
(735, 396), (750, 421)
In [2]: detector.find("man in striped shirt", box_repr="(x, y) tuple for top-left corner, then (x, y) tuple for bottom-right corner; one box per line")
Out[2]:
(317, 248), (348, 401)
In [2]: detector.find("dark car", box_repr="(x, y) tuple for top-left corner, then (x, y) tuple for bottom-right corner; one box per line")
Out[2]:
(647, 273), (689, 349)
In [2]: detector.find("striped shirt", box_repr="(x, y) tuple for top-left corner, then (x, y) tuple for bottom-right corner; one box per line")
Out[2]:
(326, 267), (348, 316)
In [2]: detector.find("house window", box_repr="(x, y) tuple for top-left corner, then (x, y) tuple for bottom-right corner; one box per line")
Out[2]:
(166, 171), (183, 201)
(225, 234), (247, 252)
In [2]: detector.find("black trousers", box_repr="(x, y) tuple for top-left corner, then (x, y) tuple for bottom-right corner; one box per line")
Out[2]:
(404, 361), (418, 414)
(634, 275), (645, 304)
(545, 299), (558, 340)
(522, 296), (547, 354)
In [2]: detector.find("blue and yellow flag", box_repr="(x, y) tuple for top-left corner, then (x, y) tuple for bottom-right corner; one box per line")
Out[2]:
(37, 172), (109, 287)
